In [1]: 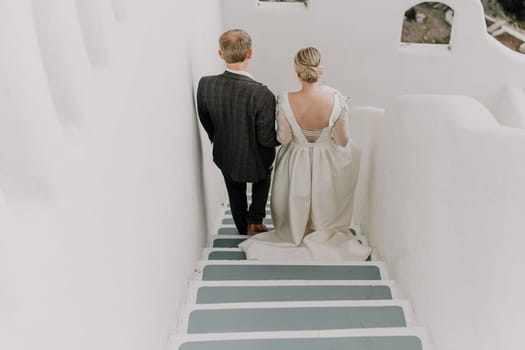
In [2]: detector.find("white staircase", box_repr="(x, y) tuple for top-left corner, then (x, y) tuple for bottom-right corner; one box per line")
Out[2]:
(169, 201), (434, 350)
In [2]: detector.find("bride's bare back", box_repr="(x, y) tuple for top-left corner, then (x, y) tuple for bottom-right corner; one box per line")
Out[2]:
(288, 90), (335, 130)
(275, 47), (349, 146)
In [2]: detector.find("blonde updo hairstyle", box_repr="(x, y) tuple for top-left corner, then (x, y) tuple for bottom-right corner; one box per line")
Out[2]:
(294, 47), (324, 83)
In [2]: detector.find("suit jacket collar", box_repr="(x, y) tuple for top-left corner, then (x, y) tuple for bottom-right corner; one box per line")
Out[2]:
(222, 70), (262, 85)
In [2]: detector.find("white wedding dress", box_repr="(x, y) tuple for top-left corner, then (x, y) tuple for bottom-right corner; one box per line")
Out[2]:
(239, 86), (372, 261)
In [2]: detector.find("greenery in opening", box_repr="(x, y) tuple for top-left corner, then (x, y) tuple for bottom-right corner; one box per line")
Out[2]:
(482, 0), (525, 28)
(482, 0), (507, 17)
(497, 0), (525, 20)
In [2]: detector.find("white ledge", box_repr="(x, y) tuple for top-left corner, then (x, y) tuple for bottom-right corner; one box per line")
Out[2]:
(399, 43), (452, 56)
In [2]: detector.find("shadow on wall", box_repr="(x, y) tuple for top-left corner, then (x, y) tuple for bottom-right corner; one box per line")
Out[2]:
(0, 102), (53, 203)
(493, 83), (525, 128)
(189, 72), (211, 231)
(112, 0), (128, 21)
(0, 1), (134, 202)
(31, 0), (92, 125)
(0, 1), (61, 203)
(76, 0), (111, 66)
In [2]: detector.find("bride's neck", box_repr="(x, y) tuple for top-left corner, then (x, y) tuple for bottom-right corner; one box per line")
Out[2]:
(300, 81), (320, 93)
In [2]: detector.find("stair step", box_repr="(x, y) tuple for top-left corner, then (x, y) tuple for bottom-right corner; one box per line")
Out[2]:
(201, 249), (246, 262)
(194, 284), (393, 304)
(216, 227), (274, 235)
(210, 235), (248, 248)
(217, 227), (241, 235)
(182, 301), (410, 334)
(187, 280), (398, 304)
(221, 218), (273, 225)
(207, 250), (246, 260)
(195, 261), (386, 281)
(171, 328), (428, 350)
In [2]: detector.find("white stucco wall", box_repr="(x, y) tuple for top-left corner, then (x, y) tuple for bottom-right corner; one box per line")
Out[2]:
(221, 0), (525, 122)
(0, 1), (223, 350)
(352, 95), (525, 350)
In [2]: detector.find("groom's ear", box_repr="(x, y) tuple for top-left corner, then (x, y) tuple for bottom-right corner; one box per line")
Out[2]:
(218, 50), (223, 60)
(246, 48), (253, 60)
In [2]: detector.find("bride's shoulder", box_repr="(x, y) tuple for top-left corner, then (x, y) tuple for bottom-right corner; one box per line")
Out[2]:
(277, 91), (290, 99)
(320, 85), (338, 94)
(321, 85), (349, 103)
(321, 85), (350, 115)
(276, 91), (291, 105)
(320, 85), (345, 97)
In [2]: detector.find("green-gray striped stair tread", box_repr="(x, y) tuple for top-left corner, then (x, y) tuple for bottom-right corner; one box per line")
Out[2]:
(187, 305), (406, 333)
(218, 227), (274, 235)
(208, 251), (246, 260)
(178, 336), (423, 350)
(221, 218), (273, 225)
(218, 227), (240, 235)
(218, 227), (355, 235)
(202, 264), (382, 281)
(212, 237), (247, 248)
(196, 285), (392, 303)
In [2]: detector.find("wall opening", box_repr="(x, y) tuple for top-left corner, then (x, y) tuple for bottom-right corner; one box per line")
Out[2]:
(401, 2), (454, 47)
(482, 0), (525, 54)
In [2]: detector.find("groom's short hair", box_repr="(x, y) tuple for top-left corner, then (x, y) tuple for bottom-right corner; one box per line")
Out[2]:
(219, 29), (252, 63)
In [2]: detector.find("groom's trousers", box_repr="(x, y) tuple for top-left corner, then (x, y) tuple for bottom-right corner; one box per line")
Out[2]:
(223, 172), (271, 235)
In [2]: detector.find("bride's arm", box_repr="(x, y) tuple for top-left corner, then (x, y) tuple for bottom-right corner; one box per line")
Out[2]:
(333, 95), (350, 147)
(276, 96), (292, 144)
(276, 111), (292, 144)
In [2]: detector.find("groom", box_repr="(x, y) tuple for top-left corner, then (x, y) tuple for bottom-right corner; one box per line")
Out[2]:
(197, 29), (279, 236)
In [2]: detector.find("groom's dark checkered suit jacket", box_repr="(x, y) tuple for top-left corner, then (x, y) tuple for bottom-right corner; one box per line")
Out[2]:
(197, 71), (279, 182)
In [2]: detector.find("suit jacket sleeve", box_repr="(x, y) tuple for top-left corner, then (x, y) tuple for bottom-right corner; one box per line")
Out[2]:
(196, 79), (214, 142)
(255, 90), (280, 148)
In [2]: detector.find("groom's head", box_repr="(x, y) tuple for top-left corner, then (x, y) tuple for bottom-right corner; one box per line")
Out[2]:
(219, 29), (253, 64)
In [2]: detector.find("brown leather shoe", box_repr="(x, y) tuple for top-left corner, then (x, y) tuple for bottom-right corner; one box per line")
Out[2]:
(247, 223), (268, 236)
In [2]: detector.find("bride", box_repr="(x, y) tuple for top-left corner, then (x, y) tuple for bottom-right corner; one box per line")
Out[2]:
(239, 47), (372, 261)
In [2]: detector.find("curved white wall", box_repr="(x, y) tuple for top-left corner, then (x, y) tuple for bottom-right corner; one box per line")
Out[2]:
(221, 0), (525, 121)
(355, 95), (525, 350)
(0, 1), (223, 350)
